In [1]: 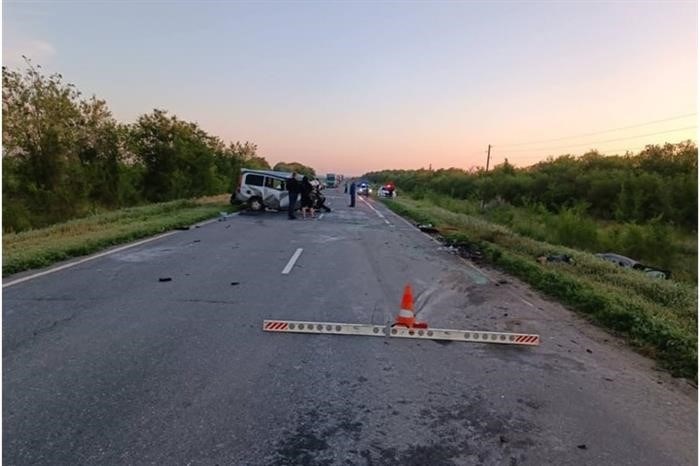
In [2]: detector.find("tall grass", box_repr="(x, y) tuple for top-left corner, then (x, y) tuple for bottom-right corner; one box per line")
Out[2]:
(3, 195), (236, 276)
(420, 192), (696, 283)
(383, 196), (697, 380)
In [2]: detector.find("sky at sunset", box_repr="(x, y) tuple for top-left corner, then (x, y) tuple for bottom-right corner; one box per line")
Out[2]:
(3, 1), (697, 175)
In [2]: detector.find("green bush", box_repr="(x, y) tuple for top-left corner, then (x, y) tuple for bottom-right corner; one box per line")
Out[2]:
(547, 205), (599, 250)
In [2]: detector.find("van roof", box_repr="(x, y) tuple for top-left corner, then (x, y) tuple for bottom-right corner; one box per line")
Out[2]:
(241, 168), (295, 178)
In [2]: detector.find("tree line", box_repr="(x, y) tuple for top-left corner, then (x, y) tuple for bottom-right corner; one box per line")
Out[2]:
(365, 142), (698, 231)
(2, 61), (271, 232)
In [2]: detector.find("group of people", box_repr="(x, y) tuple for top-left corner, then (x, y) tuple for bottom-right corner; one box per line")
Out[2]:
(286, 172), (321, 219)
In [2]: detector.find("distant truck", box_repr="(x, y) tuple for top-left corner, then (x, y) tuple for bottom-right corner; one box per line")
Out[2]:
(325, 173), (338, 188)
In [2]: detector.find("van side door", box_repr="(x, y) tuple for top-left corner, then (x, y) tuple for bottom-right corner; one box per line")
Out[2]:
(264, 176), (287, 210)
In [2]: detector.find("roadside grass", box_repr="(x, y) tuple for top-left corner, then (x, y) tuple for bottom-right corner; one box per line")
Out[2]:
(3, 195), (236, 276)
(383, 197), (698, 380)
(418, 192), (697, 283)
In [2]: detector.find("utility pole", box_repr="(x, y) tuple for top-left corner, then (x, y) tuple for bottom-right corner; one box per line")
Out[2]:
(480, 144), (492, 211)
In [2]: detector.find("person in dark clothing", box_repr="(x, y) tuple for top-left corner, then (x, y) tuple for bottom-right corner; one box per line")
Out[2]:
(349, 181), (356, 207)
(300, 176), (315, 218)
(287, 172), (300, 219)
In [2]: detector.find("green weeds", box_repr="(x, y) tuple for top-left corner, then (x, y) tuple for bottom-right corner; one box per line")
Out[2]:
(3, 196), (236, 276)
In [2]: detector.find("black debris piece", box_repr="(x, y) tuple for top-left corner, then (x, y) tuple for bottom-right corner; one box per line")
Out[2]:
(445, 239), (484, 263)
(192, 240), (201, 243)
(577, 444), (587, 450)
(158, 277), (172, 282)
(231, 282), (240, 286)
(586, 349), (593, 354)
(417, 223), (440, 234)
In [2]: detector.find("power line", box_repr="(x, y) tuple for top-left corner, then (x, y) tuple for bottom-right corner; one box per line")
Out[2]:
(497, 126), (697, 153)
(496, 113), (697, 148)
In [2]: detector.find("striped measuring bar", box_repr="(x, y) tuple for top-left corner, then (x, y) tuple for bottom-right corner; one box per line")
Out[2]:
(263, 320), (387, 337)
(389, 326), (540, 346)
(263, 320), (539, 346)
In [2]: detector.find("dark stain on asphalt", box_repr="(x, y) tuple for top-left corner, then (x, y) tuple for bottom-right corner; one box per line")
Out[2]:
(364, 443), (461, 466)
(516, 398), (542, 410)
(273, 408), (367, 465)
(466, 290), (487, 305)
(273, 422), (329, 466)
(272, 392), (538, 465)
(432, 339), (453, 346)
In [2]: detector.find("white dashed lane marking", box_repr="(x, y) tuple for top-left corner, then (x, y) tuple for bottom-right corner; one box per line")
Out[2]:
(282, 248), (304, 275)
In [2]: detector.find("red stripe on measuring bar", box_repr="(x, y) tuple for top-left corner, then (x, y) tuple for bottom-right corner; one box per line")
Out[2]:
(265, 321), (288, 331)
(515, 335), (538, 344)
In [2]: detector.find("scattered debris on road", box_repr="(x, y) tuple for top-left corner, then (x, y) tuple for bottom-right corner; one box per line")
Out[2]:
(446, 240), (485, 263)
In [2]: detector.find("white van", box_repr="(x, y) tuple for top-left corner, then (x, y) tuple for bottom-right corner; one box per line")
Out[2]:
(232, 169), (301, 212)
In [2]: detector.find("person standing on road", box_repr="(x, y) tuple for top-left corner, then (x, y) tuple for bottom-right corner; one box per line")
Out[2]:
(300, 176), (315, 219)
(287, 172), (300, 219)
(349, 180), (356, 207)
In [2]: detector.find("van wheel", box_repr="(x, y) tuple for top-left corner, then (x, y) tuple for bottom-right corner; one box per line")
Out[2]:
(248, 197), (264, 212)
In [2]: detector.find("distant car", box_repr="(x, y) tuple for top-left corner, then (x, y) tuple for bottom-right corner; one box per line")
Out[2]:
(595, 253), (671, 279)
(378, 183), (396, 198)
(357, 182), (371, 196)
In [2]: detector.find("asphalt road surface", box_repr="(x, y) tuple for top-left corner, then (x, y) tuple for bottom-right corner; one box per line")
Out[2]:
(3, 190), (697, 465)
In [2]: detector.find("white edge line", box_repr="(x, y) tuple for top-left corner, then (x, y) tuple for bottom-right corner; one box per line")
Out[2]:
(380, 201), (538, 307)
(4, 212), (240, 288)
(381, 202), (495, 282)
(3, 231), (178, 288)
(456, 256), (494, 283)
(282, 248), (304, 275)
(520, 298), (535, 308)
(359, 196), (391, 225)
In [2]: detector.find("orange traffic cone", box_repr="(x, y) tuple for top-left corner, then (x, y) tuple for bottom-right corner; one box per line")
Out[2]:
(393, 284), (428, 329)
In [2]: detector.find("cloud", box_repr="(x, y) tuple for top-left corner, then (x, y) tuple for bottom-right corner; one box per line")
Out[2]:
(3, 39), (56, 68)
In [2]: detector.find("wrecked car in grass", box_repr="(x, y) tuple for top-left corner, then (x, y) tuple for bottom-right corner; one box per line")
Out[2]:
(594, 253), (671, 280)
